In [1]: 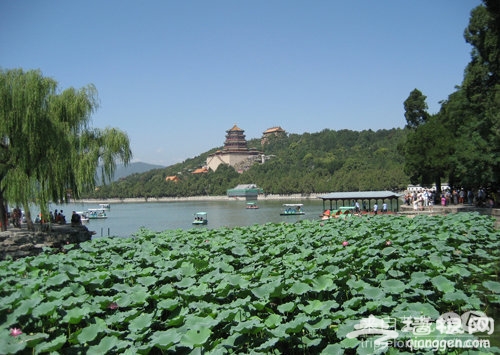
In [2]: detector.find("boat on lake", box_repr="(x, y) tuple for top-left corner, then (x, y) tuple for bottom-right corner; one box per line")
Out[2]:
(88, 208), (108, 219)
(99, 203), (111, 210)
(321, 206), (356, 220)
(280, 203), (305, 215)
(76, 211), (90, 224)
(246, 202), (259, 209)
(192, 212), (208, 225)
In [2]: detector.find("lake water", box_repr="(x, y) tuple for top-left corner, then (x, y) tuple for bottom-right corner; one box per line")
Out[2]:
(45, 199), (326, 238)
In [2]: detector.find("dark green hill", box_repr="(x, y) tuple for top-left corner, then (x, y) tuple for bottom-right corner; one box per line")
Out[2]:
(85, 128), (409, 199)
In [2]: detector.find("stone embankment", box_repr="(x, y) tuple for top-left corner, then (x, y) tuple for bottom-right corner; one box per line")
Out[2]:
(0, 224), (93, 261)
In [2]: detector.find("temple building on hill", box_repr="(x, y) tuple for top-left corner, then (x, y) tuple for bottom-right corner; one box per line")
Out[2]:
(261, 126), (286, 145)
(206, 125), (261, 172)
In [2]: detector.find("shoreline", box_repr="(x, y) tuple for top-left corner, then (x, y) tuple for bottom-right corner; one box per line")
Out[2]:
(77, 193), (326, 204)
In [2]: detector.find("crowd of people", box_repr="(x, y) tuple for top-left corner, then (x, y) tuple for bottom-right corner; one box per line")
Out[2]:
(403, 187), (496, 211)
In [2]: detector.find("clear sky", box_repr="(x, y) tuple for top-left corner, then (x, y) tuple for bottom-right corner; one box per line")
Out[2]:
(1, 1), (481, 166)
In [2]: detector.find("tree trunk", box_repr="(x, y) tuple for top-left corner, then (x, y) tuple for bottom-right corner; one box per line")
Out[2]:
(0, 193), (7, 232)
(24, 204), (34, 231)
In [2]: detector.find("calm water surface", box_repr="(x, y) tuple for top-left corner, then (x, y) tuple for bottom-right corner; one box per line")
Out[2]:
(46, 199), (326, 237)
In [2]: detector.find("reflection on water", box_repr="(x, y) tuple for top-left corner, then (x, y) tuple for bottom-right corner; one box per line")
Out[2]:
(43, 199), (326, 237)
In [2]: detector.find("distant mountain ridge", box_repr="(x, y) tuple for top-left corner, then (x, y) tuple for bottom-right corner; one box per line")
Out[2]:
(98, 162), (165, 182)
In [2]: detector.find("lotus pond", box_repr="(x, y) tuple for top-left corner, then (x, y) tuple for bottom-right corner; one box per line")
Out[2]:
(0, 212), (499, 354)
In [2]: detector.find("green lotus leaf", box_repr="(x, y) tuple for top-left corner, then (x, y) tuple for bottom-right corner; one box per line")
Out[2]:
(346, 278), (369, 292)
(32, 300), (59, 318)
(409, 271), (428, 285)
(431, 275), (455, 293)
(0, 332), (27, 353)
(299, 299), (325, 315)
(442, 290), (469, 304)
(231, 317), (264, 334)
(311, 275), (335, 292)
(34, 334), (67, 353)
(156, 284), (176, 297)
(320, 343), (343, 354)
(225, 274), (250, 288)
(137, 276), (157, 287)
(46, 272), (70, 287)
(86, 335), (119, 354)
(150, 328), (182, 350)
(381, 279), (406, 294)
(77, 322), (105, 343)
(381, 246), (397, 256)
(483, 280), (500, 293)
(180, 328), (211, 349)
(62, 307), (86, 324)
(362, 286), (385, 300)
(288, 281), (311, 295)
(175, 277), (196, 289)
(305, 317), (331, 331)
(180, 262), (196, 277)
(157, 298), (179, 311)
(128, 312), (153, 333)
(264, 314), (282, 328)
(22, 332), (50, 348)
(187, 282), (209, 297)
(231, 246), (248, 256)
(251, 280), (281, 299)
(277, 301), (296, 314)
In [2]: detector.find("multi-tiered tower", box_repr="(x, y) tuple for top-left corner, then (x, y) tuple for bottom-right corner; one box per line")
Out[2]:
(206, 125), (260, 172)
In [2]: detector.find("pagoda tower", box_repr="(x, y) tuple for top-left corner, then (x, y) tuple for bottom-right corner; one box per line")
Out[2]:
(206, 124), (261, 172)
(223, 125), (248, 152)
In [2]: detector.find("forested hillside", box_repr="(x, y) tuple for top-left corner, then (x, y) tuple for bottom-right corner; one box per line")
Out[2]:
(85, 128), (409, 199)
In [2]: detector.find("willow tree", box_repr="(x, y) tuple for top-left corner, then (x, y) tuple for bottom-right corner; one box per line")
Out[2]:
(0, 68), (132, 230)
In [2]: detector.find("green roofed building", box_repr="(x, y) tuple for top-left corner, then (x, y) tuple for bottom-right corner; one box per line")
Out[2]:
(227, 184), (264, 200)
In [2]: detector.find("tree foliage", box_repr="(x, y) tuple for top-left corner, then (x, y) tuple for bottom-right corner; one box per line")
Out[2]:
(403, 1), (500, 193)
(0, 68), (132, 230)
(403, 89), (430, 129)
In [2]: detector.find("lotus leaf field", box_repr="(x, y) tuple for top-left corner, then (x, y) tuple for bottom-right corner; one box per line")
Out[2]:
(1, 212), (499, 354)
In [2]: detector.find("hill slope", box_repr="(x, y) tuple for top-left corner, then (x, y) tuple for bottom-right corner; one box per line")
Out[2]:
(86, 128), (409, 199)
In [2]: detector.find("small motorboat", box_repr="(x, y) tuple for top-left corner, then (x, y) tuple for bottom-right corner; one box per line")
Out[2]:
(192, 212), (208, 225)
(246, 202), (259, 209)
(76, 211), (90, 224)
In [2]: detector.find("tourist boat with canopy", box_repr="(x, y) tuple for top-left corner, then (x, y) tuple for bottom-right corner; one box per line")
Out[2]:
(87, 208), (108, 219)
(280, 203), (305, 215)
(246, 202), (259, 209)
(192, 212), (208, 225)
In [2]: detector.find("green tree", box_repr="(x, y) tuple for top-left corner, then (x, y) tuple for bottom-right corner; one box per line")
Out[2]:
(0, 68), (132, 230)
(461, 2), (500, 189)
(403, 89), (430, 129)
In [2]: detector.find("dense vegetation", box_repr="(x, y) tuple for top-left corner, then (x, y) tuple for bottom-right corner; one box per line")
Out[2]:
(1, 213), (499, 353)
(402, 1), (500, 194)
(85, 128), (409, 199)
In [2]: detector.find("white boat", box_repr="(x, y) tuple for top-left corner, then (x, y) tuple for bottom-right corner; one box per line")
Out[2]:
(192, 212), (208, 225)
(280, 203), (305, 215)
(88, 208), (108, 219)
(99, 203), (111, 210)
(76, 211), (90, 224)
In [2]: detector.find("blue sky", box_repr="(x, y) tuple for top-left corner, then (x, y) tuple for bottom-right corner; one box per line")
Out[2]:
(1, 1), (481, 166)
